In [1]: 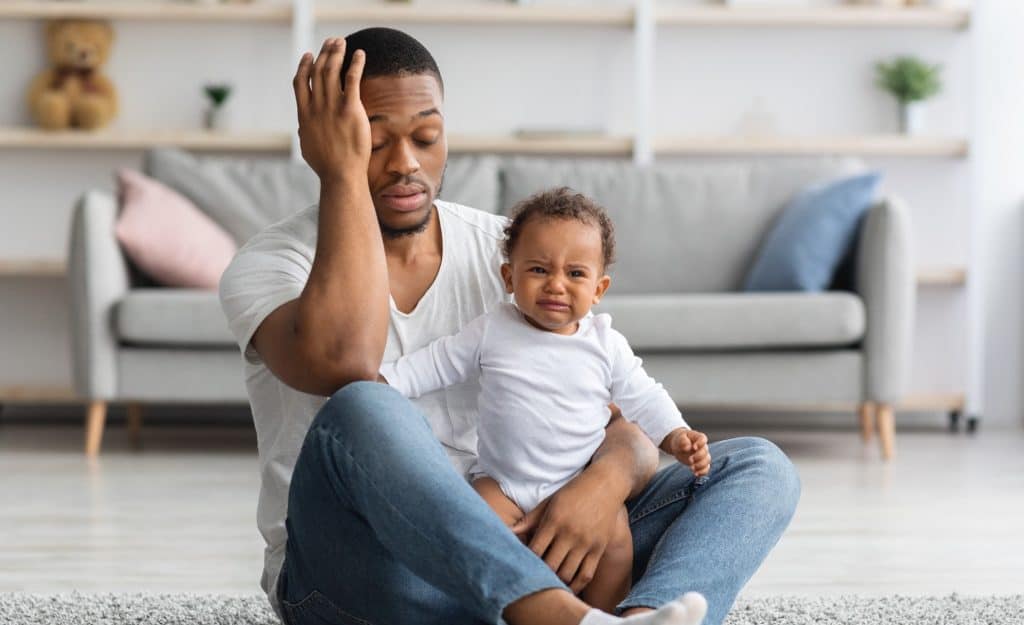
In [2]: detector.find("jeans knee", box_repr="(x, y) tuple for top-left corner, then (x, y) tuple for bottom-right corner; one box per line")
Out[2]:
(733, 436), (801, 517)
(313, 380), (408, 437)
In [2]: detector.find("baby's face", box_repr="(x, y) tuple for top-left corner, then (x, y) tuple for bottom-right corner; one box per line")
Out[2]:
(501, 217), (610, 335)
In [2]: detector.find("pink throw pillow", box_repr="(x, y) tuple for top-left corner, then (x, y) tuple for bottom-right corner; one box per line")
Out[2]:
(115, 168), (237, 290)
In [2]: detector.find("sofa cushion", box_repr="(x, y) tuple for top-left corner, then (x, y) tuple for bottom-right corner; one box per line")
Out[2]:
(594, 292), (865, 351)
(442, 155), (501, 214)
(743, 171), (881, 292)
(144, 149), (502, 245)
(114, 169), (237, 290)
(500, 156), (864, 294)
(144, 148), (321, 245)
(116, 289), (235, 347)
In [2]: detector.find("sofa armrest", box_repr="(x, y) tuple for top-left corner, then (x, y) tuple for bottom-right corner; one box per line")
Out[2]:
(855, 196), (915, 404)
(67, 190), (129, 400)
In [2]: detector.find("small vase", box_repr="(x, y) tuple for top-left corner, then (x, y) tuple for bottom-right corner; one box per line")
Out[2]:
(900, 101), (925, 136)
(204, 106), (229, 131)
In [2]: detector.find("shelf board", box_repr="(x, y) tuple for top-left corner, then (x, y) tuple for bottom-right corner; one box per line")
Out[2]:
(315, 4), (634, 26)
(0, 2), (968, 29)
(0, 127), (290, 151)
(0, 128), (968, 158)
(0, 385), (78, 402)
(2, 127), (629, 155)
(0, 259), (66, 278)
(0, 1), (292, 22)
(655, 135), (968, 158)
(448, 134), (633, 155)
(917, 267), (967, 287)
(657, 6), (970, 29)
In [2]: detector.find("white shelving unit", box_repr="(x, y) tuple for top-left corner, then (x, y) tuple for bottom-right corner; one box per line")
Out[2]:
(0, 0), (975, 417)
(654, 135), (968, 158)
(316, 3), (633, 25)
(656, 5), (970, 28)
(0, 2), (973, 162)
(0, 1), (293, 22)
(0, 2), (969, 28)
(0, 127), (292, 151)
(0, 127), (969, 158)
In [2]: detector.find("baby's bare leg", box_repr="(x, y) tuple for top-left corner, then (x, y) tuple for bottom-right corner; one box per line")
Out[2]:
(472, 476), (526, 530)
(580, 506), (633, 613)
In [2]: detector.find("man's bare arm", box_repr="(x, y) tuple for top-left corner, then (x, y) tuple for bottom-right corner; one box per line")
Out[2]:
(589, 404), (660, 500)
(252, 39), (387, 396)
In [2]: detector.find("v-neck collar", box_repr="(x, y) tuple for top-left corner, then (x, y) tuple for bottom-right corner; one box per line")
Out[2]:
(389, 202), (448, 319)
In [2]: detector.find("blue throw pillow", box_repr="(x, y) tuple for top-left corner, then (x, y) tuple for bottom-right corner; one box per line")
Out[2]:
(743, 171), (882, 292)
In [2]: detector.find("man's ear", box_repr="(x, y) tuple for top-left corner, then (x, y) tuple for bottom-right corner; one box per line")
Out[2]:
(593, 274), (611, 304)
(500, 262), (514, 294)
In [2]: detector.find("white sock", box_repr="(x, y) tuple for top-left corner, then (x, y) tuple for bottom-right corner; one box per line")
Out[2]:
(578, 592), (708, 625)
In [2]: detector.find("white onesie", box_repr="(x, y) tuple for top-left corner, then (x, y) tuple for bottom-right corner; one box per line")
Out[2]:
(380, 302), (687, 513)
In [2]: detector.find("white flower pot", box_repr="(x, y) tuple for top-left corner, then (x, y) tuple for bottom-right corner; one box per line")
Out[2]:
(900, 101), (926, 136)
(204, 105), (231, 131)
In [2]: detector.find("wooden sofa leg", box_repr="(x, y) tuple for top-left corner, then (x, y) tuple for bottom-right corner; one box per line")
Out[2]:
(859, 402), (876, 442)
(85, 400), (107, 457)
(877, 403), (896, 460)
(127, 402), (143, 449)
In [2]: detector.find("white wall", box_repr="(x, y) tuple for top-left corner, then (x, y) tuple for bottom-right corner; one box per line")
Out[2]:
(970, 0), (1024, 426)
(1, 0), (1019, 426)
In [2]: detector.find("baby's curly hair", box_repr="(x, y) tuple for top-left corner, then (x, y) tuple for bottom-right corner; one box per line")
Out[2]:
(502, 187), (616, 270)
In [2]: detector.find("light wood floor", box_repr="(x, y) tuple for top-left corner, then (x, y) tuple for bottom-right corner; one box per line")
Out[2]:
(1, 416), (1022, 597)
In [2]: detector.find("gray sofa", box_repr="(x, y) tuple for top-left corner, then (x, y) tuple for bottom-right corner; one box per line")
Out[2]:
(68, 151), (914, 459)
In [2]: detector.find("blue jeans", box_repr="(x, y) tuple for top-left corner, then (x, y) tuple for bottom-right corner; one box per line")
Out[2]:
(277, 382), (800, 625)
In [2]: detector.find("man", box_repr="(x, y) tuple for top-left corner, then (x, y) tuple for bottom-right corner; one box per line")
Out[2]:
(219, 27), (800, 625)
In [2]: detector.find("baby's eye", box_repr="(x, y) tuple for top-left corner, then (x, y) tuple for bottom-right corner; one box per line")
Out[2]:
(529, 267), (546, 274)
(570, 270), (586, 278)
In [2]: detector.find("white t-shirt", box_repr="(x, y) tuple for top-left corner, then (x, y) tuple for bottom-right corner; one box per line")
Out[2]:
(218, 199), (508, 617)
(380, 302), (687, 513)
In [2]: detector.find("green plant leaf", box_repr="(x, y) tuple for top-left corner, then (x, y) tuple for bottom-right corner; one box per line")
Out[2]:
(875, 56), (942, 103)
(203, 84), (233, 107)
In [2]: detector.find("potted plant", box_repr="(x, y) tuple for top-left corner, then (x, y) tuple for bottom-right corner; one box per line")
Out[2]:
(875, 56), (942, 135)
(202, 83), (233, 131)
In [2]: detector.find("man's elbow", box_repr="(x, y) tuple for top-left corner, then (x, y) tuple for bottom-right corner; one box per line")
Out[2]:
(340, 360), (381, 385)
(300, 342), (382, 395)
(328, 352), (381, 386)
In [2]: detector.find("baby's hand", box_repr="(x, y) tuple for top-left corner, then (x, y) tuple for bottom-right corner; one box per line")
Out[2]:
(662, 428), (711, 477)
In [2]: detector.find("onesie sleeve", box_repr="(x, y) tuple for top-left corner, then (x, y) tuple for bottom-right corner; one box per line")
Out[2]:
(379, 312), (489, 398)
(606, 324), (689, 446)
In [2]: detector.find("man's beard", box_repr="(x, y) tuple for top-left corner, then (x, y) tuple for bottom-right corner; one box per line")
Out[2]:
(380, 203), (434, 239)
(378, 163), (446, 240)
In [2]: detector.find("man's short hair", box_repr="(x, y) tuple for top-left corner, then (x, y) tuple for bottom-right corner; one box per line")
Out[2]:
(340, 27), (443, 93)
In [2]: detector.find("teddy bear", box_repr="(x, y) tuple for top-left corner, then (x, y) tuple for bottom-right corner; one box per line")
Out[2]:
(26, 19), (118, 131)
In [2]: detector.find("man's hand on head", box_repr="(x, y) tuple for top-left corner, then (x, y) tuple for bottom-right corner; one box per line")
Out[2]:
(293, 37), (372, 183)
